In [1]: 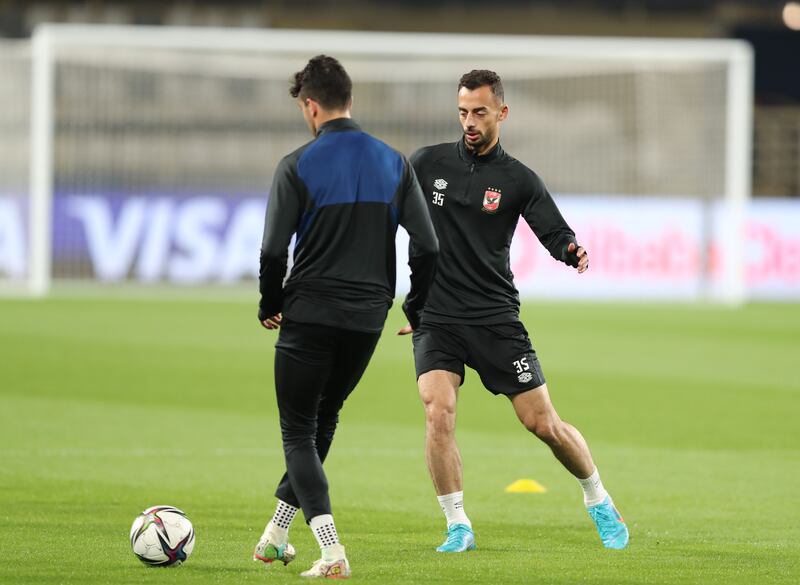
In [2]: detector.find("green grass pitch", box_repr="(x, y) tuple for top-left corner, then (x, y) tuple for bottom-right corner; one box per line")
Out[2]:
(1, 296), (798, 584)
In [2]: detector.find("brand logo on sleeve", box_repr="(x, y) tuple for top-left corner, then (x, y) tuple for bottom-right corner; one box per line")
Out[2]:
(482, 188), (502, 213)
(434, 178), (448, 190)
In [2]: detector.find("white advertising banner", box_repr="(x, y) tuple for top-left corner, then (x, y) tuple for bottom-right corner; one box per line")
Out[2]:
(0, 197), (26, 280)
(744, 200), (800, 300)
(395, 196), (800, 301)
(1, 194), (798, 300)
(511, 198), (707, 300)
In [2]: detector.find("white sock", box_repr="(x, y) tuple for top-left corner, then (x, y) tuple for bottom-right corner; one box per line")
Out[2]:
(578, 468), (609, 507)
(262, 500), (298, 545)
(437, 491), (471, 528)
(309, 514), (345, 561)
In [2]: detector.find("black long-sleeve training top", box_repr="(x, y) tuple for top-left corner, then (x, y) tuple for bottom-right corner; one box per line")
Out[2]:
(259, 118), (439, 332)
(410, 139), (579, 325)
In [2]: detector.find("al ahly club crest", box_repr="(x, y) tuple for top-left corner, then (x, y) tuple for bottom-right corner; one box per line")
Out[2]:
(482, 188), (502, 213)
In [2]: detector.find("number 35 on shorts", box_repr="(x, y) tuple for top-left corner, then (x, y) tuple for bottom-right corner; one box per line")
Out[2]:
(512, 357), (530, 374)
(512, 356), (538, 385)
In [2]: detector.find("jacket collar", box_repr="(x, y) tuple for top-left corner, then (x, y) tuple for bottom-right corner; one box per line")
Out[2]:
(316, 117), (361, 137)
(457, 136), (504, 163)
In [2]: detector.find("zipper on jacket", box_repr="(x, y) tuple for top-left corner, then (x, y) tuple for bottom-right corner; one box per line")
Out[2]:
(464, 162), (475, 203)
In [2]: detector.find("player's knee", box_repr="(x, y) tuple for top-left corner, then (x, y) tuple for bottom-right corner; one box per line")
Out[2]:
(280, 419), (317, 447)
(524, 418), (561, 446)
(282, 434), (316, 457)
(425, 402), (456, 436)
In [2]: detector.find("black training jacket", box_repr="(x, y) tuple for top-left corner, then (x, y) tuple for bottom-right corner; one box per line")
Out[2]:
(259, 118), (439, 332)
(410, 139), (578, 325)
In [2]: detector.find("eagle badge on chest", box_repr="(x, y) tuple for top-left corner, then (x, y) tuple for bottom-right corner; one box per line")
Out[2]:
(482, 188), (502, 213)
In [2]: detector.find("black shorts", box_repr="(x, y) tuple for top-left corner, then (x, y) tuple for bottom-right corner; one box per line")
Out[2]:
(412, 321), (546, 396)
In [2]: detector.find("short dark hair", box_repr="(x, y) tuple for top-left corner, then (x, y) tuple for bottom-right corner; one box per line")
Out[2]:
(290, 55), (352, 110)
(458, 69), (504, 103)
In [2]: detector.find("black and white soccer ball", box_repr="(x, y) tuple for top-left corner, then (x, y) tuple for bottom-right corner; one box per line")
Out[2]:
(130, 505), (195, 567)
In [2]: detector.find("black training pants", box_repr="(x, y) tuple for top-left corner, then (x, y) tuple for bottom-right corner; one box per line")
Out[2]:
(272, 320), (381, 522)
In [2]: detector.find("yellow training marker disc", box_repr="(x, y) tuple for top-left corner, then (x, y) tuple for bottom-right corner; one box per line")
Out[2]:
(505, 479), (547, 494)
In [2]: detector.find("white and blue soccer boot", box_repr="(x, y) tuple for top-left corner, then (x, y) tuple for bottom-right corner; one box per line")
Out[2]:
(587, 496), (629, 549)
(436, 523), (476, 552)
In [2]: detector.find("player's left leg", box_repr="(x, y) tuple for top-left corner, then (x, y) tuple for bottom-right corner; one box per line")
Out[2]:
(468, 322), (627, 549)
(509, 384), (593, 477)
(509, 386), (628, 549)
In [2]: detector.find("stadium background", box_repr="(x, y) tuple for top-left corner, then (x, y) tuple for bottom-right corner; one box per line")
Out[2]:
(0, 1), (798, 584)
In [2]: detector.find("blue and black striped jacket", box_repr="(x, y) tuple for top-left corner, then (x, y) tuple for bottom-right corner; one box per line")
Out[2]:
(259, 118), (438, 332)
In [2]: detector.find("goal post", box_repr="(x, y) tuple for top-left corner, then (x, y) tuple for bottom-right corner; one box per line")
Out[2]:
(29, 28), (55, 297)
(16, 24), (753, 302)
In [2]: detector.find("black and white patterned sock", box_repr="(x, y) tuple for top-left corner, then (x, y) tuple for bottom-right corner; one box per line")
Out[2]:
(263, 499), (299, 545)
(309, 514), (346, 561)
(271, 499), (299, 530)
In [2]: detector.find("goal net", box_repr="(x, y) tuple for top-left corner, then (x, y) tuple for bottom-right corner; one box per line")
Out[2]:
(9, 25), (752, 301)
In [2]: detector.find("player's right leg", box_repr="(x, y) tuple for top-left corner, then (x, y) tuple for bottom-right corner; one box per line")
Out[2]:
(417, 370), (475, 552)
(418, 370), (464, 496)
(414, 324), (475, 553)
(418, 370), (476, 553)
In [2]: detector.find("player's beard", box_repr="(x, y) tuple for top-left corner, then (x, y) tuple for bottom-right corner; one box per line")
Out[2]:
(463, 129), (491, 153)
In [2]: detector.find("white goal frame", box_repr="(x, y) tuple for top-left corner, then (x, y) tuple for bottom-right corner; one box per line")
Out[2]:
(28, 24), (753, 302)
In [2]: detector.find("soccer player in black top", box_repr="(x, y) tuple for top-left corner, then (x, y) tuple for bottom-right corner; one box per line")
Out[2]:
(402, 70), (628, 552)
(254, 55), (438, 578)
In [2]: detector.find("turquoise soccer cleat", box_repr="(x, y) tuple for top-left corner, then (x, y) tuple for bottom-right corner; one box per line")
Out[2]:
(587, 496), (629, 549)
(436, 523), (476, 553)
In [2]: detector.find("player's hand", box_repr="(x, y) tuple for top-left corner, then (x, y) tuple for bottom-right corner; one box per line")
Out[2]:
(260, 313), (283, 330)
(568, 242), (589, 274)
(397, 323), (413, 335)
